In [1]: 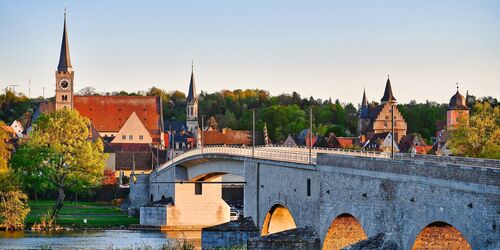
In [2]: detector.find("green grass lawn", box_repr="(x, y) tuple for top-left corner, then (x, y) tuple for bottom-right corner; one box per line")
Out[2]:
(26, 200), (139, 228)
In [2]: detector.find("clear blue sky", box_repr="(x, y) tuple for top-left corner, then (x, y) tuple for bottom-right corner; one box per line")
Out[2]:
(0, 0), (499, 104)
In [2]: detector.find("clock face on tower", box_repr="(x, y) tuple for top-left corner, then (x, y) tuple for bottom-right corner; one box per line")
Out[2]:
(59, 79), (70, 90)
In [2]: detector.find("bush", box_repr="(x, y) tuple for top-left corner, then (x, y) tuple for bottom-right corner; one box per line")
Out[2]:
(0, 190), (30, 230)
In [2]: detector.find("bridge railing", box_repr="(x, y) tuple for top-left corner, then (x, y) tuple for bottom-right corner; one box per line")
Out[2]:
(158, 145), (499, 173)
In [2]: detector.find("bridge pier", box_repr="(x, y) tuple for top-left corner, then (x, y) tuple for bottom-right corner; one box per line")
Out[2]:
(244, 160), (320, 236)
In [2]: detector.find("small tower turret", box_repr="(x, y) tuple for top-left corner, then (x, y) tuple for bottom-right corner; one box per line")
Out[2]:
(447, 84), (469, 129)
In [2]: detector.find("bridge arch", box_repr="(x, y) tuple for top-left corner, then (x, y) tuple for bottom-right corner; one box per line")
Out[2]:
(411, 221), (471, 249)
(176, 159), (245, 181)
(322, 213), (367, 250)
(406, 208), (475, 249)
(261, 203), (297, 236)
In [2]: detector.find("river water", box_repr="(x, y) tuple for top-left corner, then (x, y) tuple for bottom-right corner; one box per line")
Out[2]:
(0, 230), (201, 250)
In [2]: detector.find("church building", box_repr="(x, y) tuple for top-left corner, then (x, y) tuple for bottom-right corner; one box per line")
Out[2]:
(358, 78), (408, 144)
(37, 13), (164, 148)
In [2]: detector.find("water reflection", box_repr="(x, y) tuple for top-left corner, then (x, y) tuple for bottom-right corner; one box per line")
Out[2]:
(0, 230), (201, 250)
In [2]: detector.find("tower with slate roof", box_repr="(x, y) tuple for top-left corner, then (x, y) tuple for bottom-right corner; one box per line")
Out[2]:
(186, 63), (199, 138)
(55, 11), (74, 111)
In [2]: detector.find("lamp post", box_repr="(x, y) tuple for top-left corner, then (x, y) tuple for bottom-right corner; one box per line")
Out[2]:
(170, 125), (174, 161)
(309, 107), (313, 165)
(391, 104), (395, 159)
(252, 109), (256, 158)
(201, 115), (205, 154)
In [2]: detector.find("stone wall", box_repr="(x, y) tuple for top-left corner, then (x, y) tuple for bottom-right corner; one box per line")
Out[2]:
(138, 152), (498, 249)
(128, 173), (150, 215)
(317, 154), (499, 250)
(140, 206), (167, 226)
(149, 165), (176, 202)
(244, 160), (320, 233)
(247, 227), (320, 250)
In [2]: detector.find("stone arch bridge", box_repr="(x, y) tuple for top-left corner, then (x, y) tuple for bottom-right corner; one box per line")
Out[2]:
(129, 145), (500, 249)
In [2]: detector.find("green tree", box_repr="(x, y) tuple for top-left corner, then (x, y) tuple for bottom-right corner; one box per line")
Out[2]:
(261, 105), (306, 142)
(11, 109), (106, 221)
(449, 102), (500, 159)
(9, 146), (58, 202)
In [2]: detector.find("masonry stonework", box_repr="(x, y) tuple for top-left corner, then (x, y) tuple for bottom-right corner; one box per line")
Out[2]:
(136, 151), (499, 249)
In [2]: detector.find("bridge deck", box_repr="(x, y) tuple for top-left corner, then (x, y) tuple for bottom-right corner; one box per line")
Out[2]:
(157, 145), (499, 172)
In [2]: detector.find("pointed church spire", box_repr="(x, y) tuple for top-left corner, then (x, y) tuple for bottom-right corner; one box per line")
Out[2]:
(187, 61), (197, 103)
(359, 88), (370, 119)
(381, 76), (396, 103)
(57, 10), (72, 72)
(362, 88), (368, 107)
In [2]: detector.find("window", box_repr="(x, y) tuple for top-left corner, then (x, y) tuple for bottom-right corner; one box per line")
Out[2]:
(195, 183), (202, 195)
(62, 95), (67, 101)
(122, 135), (126, 140)
(129, 135), (133, 140)
(139, 135), (144, 140)
(307, 179), (311, 196)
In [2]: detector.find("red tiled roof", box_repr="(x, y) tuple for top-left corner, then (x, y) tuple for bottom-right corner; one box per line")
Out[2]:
(337, 137), (354, 148)
(203, 130), (263, 146)
(74, 96), (161, 133)
(415, 145), (433, 154)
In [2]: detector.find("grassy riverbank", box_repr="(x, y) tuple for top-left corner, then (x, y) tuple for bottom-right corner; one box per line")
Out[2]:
(26, 200), (138, 228)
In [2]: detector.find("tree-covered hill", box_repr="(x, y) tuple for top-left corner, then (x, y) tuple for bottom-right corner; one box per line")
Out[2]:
(1, 87), (496, 144)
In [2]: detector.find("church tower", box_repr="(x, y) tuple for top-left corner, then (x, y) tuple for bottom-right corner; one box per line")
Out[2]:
(358, 89), (371, 136)
(55, 12), (74, 110)
(186, 63), (199, 137)
(447, 85), (469, 129)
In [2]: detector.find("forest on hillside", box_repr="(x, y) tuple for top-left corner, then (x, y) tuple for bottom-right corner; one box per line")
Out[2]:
(1, 86), (497, 143)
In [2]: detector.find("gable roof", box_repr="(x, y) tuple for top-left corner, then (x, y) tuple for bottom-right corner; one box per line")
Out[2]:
(314, 135), (329, 147)
(111, 112), (152, 144)
(283, 134), (297, 146)
(363, 132), (391, 149)
(398, 133), (427, 153)
(74, 96), (162, 133)
(326, 133), (355, 148)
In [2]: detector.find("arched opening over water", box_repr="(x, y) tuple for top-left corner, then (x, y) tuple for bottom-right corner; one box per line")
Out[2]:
(261, 204), (297, 236)
(412, 221), (471, 249)
(322, 213), (367, 250)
